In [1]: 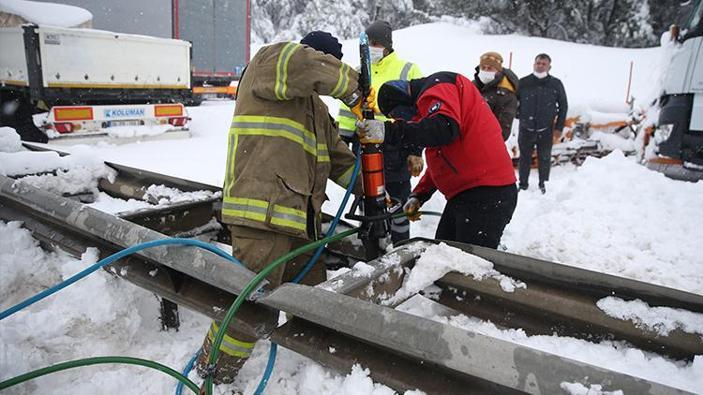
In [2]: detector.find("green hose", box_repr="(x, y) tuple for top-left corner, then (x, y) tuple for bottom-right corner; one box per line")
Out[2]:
(203, 210), (443, 394)
(0, 210), (442, 394)
(203, 226), (360, 394)
(0, 356), (200, 393)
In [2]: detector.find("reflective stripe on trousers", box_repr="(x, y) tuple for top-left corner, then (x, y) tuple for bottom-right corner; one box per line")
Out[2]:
(207, 321), (256, 358)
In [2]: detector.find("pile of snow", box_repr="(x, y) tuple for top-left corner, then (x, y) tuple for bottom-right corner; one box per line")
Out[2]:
(498, 151), (703, 295)
(144, 184), (221, 206)
(87, 185), (222, 215)
(589, 131), (636, 152)
(87, 192), (155, 214)
(597, 297), (703, 336)
(0, 129), (116, 196)
(397, 295), (703, 393)
(328, 23), (662, 120)
(0, 126), (23, 153)
(106, 124), (174, 139)
(0, 0), (92, 28)
(383, 243), (525, 305)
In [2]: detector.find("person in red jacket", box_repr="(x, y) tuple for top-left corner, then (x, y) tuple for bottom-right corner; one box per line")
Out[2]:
(356, 72), (518, 248)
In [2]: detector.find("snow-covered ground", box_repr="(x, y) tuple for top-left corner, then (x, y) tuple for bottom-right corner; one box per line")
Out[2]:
(2, 22), (702, 395)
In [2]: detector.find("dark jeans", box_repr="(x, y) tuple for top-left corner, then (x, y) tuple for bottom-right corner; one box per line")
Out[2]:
(518, 128), (553, 187)
(435, 184), (518, 249)
(386, 180), (411, 243)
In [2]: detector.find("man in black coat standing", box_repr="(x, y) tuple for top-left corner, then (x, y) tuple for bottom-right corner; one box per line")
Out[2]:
(517, 53), (568, 194)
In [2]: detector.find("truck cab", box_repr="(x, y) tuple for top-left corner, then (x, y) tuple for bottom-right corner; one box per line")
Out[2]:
(648, 0), (703, 181)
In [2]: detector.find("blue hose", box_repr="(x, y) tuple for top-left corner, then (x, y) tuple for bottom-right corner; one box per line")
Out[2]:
(174, 348), (202, 395)
(0, 238), (242, 322)
(253, 341), (278, 395)
(177, 149), (361, 395)
(250, 145), (362, 395)
(292, 145), (361, 283)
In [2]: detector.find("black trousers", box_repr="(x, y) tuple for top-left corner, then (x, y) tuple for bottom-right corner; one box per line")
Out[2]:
(386, 180), (411, 243)
(518, 128), (552, 187)
(435, 184), (518, 249)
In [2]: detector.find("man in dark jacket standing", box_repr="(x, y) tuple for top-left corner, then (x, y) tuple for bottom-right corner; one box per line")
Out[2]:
(517, 53), (568, 194)
(473, 51), (519, 141)
(356, 73), (518, 249)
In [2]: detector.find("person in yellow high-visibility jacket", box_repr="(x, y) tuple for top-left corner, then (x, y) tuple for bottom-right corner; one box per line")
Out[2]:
(337, 20), (424, 244)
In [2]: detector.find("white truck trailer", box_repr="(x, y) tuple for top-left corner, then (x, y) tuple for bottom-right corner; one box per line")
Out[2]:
(0, 24), (194, 143)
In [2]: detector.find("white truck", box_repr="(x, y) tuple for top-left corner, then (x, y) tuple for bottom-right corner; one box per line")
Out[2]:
(647, 0), (703, 181)
(0, 24), (195, 143)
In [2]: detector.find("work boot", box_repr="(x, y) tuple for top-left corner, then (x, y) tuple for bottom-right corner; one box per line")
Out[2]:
(195, 321), (255, 384)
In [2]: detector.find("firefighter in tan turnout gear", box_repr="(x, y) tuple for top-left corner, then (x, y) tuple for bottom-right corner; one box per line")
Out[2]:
(195, 31), (368, 383)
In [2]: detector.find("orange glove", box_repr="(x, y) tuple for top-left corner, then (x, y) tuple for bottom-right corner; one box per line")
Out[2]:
(407, 155), (424, 177)
(349, 86), (378, 120)
(403, 197), (422, 222)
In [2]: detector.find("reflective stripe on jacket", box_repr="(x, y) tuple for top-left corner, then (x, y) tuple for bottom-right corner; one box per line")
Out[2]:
(336, 51), (423, 182)
(336, 51), (422, 139)
(222, 42), (362, 239)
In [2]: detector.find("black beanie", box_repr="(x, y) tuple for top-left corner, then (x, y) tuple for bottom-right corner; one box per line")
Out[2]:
(365, 20), (393, 50)
(300, 31), (343, 60)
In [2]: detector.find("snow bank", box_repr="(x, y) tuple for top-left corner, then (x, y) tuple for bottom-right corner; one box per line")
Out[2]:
(3, 146), (116, 197)
(106, 124), (173, 139)
(0, 151), (63, 176)
(589, 131), (636, 152)
(397, 295), (703, 393)
(0, 0), (92, 28)
(87, 192), (154, 214)
(501, 151), (703, 295)
(144, 184), (221, 205)
(597, 297), (703, 336)
(384, 243), (525, 305)
(0, 127), (22, 153)
(86, 185), (221, 215)
(332, 22), (661, 118)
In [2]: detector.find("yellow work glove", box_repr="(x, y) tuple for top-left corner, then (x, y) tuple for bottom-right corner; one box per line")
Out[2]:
(349, 86), (378, 120)
(407, 155), (424, 177)
(403, 197), (422, 222)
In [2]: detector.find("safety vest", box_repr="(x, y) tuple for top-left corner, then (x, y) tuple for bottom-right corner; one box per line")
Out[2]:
(337, 51), (422, 138)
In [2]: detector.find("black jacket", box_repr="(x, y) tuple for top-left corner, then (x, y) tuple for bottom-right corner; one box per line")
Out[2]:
(384, 143), (422, 183)
(517, 74), (568, 132)
(473, 67), (519, 140)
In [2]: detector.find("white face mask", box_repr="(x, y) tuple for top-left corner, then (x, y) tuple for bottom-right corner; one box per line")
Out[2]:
(369, 46), (385, 64)
(478, 70), (496, 84)
(533, 71), (548, 79)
